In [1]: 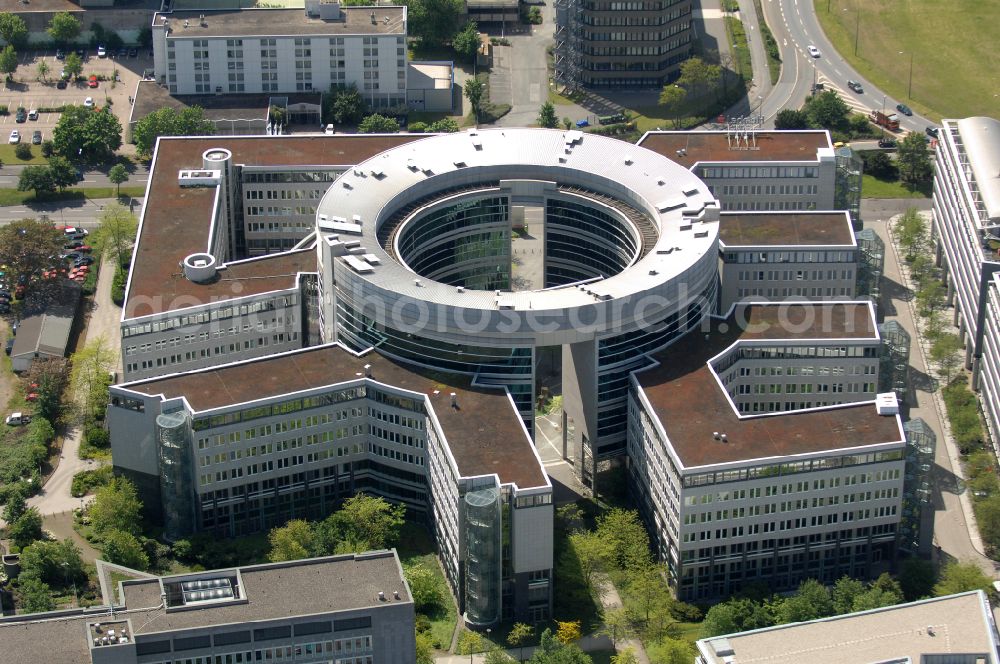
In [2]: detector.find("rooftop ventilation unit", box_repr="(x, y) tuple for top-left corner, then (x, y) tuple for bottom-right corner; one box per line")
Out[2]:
(178, 169), (221, 187)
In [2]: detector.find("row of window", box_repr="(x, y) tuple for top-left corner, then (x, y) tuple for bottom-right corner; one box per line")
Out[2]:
(681, 507), (898, 541)
(726, 250), (855, 264)
(683, 488), (899, 523)
(149, 636), (372, 664)
(734, 382), (876, 395)
(737, 269), (855, 281)
(123, 298), (292, 337)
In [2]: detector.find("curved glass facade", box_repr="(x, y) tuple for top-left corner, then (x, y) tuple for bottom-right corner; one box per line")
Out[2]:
(464, 486), (502, 627)
(545, 198), (640, 287)
(157, 410), (196, 541)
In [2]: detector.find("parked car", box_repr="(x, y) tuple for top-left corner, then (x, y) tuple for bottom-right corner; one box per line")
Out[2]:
(878, 138), (897, 148)
(97, 45), (107, 58)
(925, 126), (939, 139)
(27, 109), (38, 120)
(55, 48), (65, 60)
(128, 48), (138, 57)
(808, 45), (821, 58)
(896, 103), (913, 116)
(117, 47), (128, 58)
(4, 338), (12, 355)
(76, 245), (92, 253)
(5, 412), (31, 426)
(31, 130), (41, 145)
(15, 107), (26, 122)
(847, 80), (863, 93)
(88, 75), (98, 88)
(8, 130), (20, 144)
(84, 97), (95, 108)
(74, 256), (95, 267)
(75, 48), (85, 58)
(57, 79), (68, 89)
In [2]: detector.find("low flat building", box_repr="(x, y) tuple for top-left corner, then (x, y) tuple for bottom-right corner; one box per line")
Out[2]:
(629, 301), (905, 601)
(718, 211), (857, 311)
(0, 551), (415, 664)
(10, 282), (81, 373)
(696, 590), (1000, 664)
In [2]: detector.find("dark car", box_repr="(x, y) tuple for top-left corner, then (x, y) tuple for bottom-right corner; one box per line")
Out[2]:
(75, 48), (85, 58)
(117, 47), (128, 58)
(63, 252), (82, 262)
(896, 103), (913, 116)
(4, 338), (12, 355)
(847, 80), (863, 93)
(31, 130), (41, 145)
(128, 48), (138, 57)
(65, 240), (84, 249)
(15, 107), (26, 123)
(878, 138), (897, 148)
(0, 289), (11, 299)
(55, 48), (65, 60)
(57, 79), (68, 89)
(74, 256), (95, 267)
(926, 126), (939, 139)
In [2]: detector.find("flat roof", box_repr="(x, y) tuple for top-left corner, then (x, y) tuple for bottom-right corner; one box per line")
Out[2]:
(954, 117), (1000, 225)
(120, 344), (546, 489)
(154, 6), (406, 37)
(636, 302), (903, 469)
(126, 134), (426, 319)
(719, 211), (855, 247)
(698, 591), (999, 664)
(131, 81), (322, 125)
(637, 130), (832, 169)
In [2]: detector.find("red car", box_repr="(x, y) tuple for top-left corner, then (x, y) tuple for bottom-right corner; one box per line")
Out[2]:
(88, 75), (99, 89)
(25, 393), (38, 402)
(76, 245), (93, 253)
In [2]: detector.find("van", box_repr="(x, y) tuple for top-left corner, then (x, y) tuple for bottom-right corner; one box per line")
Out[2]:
(5, 412), (31, 426)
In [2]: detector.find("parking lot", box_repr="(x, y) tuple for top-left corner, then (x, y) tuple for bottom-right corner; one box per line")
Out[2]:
(1, 48), (151, 150)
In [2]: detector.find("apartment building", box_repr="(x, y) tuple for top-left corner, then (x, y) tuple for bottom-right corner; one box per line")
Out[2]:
(0, 552), (415, 664)
(554, 0), (694, 89)
(718, 211), (858, 312)
(108, 344), (553, 625)
(151, 3), (407, 108)
(697, 591), (1000, 664)
(628, 302), (906, 601)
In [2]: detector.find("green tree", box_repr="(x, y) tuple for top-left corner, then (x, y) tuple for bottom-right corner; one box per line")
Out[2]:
(537, 102), (559, 129)
(862, 151), (897, 180)
(47, 12), (82, 45)
(329, 85), (367, 125)
(898, 558), (936, 601)
(677, 56), (720, 100)
(529, 629), (591, 664)
(596, 508), (651, 571)
(63, 52), (83, 79)
(851, 586), (902, 611)
(566, 530), (610, 594)
(70, 337), (117, 421)
(102, 529), (150, 570)
(108, 163), (129, 197)
(408, 0), (464, 47)
(2, 487), (28, 523)
(507, 622), (534, 662)
(464, 77), (485, 120)
(92, 202), (139, 267)
(314, 493), (405, 553)
(8, 507), (44, 550)
(897, 132), (933, 185)
(53, 106), (122, 162)
(657, 84), (687, 129)
(0, 12), (28, 48)
(831, 575), (865, 614)
(36, 59), (50, 83)
(48, 156), (82, 192)
(648, 637), (694, 664)
(610, 648), (638, 664)
(268, 519), (316, 562)
(934, 561), (993, 596)
(930, 333), (964, 383)
(358, 113), (401, 133)
(702, 598), (775, 637)
(453, 21), (480, 62)
(415, 631), (434, 664)
(777, 579), (834, 624)
(17, 576), (56, 614)
(598, 607), (633, 648)
(132, 106), (216, 157)
(774, 108), (809, 129)
(458, 629), (486, 655)
(895, 208), (928, 258)
(0, 218), (65, 294)
(17, 165), (56, 198)
(804, 90), (850, 130)
(0, 44), (16, 81)
(624, 564), (671, 632)
(19, 539), (86, 588)
(486, 648), (516, 664)
(916, 279), (946, 318)
(976, 494), (1000, 554)
(89, 476), (143, 537)
(404, 563), (444, 613)
(427, 117), (460, 133)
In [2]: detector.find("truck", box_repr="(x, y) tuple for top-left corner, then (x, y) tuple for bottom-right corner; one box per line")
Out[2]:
(869, 110), (900, 131)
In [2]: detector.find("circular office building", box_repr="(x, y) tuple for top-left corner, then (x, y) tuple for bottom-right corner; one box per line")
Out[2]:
(315, 128), (720, 472)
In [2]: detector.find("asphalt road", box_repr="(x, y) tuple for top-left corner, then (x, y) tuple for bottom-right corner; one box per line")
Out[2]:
(0, 197), (143, 226)
(0, 163), (150, 189)
(759, 0), (935, 134)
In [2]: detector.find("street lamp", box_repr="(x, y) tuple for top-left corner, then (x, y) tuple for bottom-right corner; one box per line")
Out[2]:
(899, 51), (914, 99)
(843, 6), (860, 55)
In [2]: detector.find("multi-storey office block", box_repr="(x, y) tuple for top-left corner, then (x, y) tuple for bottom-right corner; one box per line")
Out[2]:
(628, 302), (905, 601)
(718, 211), (858, 311)
(0, 552), (416, 664)
(638, 130), (839, 212)
(980, 272), (1000, 453)
(109, 344), (553, 625)
(151, 4), (408, 108)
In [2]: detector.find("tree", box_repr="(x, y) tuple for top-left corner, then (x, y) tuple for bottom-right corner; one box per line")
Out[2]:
(774, 108), (809, 129)
(537, 102), (559, 129)
(53, 106), (122, 162)
(804, 90), (850, 130)
(453, 21), (480, 62)
(464, 77), (485, 120)
(599, 607), (633, 648)
(0, 218), (65, 294)
(17, 576), (56, 614)
(408, 0), (464, 47)
(8, 507), (44, 550)
(415, 631), (434, 664)
(898, 558), (936, 601)
(3, 488), (28, 523)
(851, 586), (902, 612)
(931, 333), (964, 383)
(89, 476), (143, 537)
(529, 629), (591, 664)
(831, 575), (865, 614)
(566, 530), (610, 593)
(36, 59), (50, 83)
(0, 45), (16, 81)
(677, 57), (720, 100)
(404, 563), (444, 613)
(897, 132), (933, 185)
(0, 12), (28, 48)
(17, 165), (56, 198)
(314, 493), (405, 553)
(610, 648), (638, 664)
(70, 337), (117, 421)
(427, 117), (460, 133)
(934, 561), (993, 596)
(19, 539), (86, 588)
(916, 279), (946, 318)
(48, 156), (82, 192)
(269, 105), (287, 128)
(508, 622), (534, 662)
(702, 598), (775, 637)
(486, 648), (516, 664)
(458, 630), (486, 655)
(329, 85), (367, 125)
(555, 620), (581, 645)
(102, 529), (150, 570)
(108, 163), (129, 197)
(268, 519), (316, 562)
(648, 637), (694, 664)
(657, 85), (687, 129)
(861, 151), (897, 180)
(63, 52), (83, 80)
(131, 105), (218, 157)
(777, 579), (833, 624)
(895, 208), (928, 258)
(358, 113), (401, 133)
(625, 564), (671, 632)
(47, 12), (81, 45)
(92, 202), (139, 268)
(596, 508), (651, 571)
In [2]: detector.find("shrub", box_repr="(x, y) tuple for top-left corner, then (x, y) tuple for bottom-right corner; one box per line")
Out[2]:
(943, 380), (985, 452)
(40, 140), (54, 157)
(71, 466), (114, 497)
(0, 105), (8, 115)
(111, 265), (126, 306)
(15, 143), (32, 160)
(408, 121), (428, 133)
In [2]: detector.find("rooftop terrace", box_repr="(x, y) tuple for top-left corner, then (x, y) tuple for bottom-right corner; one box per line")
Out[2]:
(637, 130), (832, 169)
(719, 211), (855, 247)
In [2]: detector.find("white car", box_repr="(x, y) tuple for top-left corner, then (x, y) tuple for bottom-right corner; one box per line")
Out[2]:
(8, 130), (19, 144)
(808, 45), (821, 58)
(97, 45), (107, 58)
(83, 97), (95, 108)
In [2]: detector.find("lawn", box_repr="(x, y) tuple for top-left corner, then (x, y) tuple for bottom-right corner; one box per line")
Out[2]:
(0, 144), (49, 165)
(0, 186), (146, 207)
(397, 521), (458, 652)
(815, 0), (1000, 121)
(862, 174), (930, 199)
